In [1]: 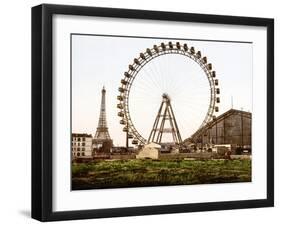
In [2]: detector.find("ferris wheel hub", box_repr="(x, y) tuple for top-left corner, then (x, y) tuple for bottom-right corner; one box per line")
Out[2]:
(162, 93), (170, 101)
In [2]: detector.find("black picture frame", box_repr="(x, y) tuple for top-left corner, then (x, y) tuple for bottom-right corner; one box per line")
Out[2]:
(32, 3), (274, 222)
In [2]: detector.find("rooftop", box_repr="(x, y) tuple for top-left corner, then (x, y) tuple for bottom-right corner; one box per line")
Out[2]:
(72, 133), (92, 138)
(190, 108), (252, 139)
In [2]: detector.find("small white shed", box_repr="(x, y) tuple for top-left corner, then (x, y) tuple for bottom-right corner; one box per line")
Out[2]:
(136, 142), (161, 159)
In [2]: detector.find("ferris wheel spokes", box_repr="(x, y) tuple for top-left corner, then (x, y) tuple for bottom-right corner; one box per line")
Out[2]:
(117, 42), (220, 146)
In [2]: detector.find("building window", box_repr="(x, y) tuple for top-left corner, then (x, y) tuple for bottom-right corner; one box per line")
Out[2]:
(78, 138), (81, 141)
(77, 148), (80, 151)
(82, 148), (85, 151)
(83, 137), (85, 141)
(77, 152), (80, 156)
(82, 142), (85, 146)
(82, 153), (85, 156)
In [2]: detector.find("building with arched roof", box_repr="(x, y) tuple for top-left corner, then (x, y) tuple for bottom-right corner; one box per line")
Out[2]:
(189, 109), (251, 153)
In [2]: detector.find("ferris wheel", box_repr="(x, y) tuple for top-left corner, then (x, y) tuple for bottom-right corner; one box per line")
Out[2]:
(117, 41), (220, 146)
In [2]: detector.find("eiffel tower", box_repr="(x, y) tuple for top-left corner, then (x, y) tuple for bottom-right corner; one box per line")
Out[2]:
(148, 93), (182, 145)
(93, 87), (112, 152)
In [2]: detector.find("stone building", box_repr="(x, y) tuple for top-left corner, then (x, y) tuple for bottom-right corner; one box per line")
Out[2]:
(72, 133), (93, 158)
(190, 109), (251, 152)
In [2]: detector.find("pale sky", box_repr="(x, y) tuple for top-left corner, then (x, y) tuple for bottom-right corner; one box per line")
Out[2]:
(72, 34), (252, 146)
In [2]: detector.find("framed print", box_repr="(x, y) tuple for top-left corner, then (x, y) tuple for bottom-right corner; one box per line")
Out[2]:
(32, 4), (274, 221)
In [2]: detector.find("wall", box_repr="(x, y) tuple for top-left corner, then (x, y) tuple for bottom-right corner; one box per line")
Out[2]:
(72, 136), (93, 157)
(198, 110), (252, 147)
(0, 0), (279, 225)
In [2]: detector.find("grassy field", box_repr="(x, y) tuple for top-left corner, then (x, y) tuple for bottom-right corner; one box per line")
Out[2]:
(72, 159), (251, 190)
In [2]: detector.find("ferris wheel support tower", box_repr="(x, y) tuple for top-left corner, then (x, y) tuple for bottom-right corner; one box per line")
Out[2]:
(148, 93), (182, 145)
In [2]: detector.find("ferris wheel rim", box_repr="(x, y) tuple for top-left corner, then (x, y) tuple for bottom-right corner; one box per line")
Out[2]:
(117, 42), (220, 145)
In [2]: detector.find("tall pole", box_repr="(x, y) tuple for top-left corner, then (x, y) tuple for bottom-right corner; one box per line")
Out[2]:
(223, 118), (225, 144)
(126, 129), (129, 149)
(215, 118), (217, 144)
(241, 111), (244, 148)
